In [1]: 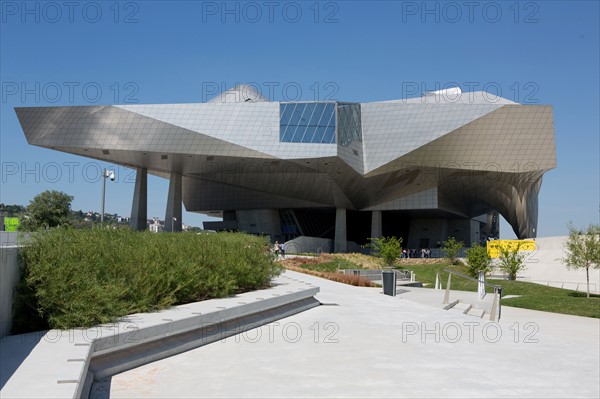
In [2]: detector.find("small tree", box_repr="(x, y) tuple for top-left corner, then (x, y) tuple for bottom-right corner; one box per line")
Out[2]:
(465, 243), (492, 278)
(369, 236), (403, 266)
(19, 190), (74, 231)
(498, 243), (526, 280)
(561, 223), (600, 298)
(442, 236), (464, 265)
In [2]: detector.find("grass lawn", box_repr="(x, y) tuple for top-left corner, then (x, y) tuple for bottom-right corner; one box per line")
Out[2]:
(285, 254), (600, 319)
(397, 261), (600, 319)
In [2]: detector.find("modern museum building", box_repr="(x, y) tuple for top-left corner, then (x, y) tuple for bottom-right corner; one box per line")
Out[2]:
(16, 85), (556, 252)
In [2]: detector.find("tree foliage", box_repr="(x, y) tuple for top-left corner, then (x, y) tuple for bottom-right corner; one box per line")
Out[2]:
(442, 236), (464, 265)
(561, 223), (600, 298)
(369, 236), (403, 266)
(0, 203), (26, 216)
(465, 243), (493, 278)
(19, 190), (74, 231)
(498, 243), (526, 280)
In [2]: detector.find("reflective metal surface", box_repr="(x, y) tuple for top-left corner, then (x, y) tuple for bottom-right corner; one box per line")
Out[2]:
(15, 88), (556, 238)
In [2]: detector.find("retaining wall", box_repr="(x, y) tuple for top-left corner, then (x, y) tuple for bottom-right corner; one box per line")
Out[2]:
(0, 233), (20, 338)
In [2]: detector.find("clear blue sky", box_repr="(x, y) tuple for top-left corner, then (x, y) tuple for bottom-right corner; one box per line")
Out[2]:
(1, 1), (598, 237)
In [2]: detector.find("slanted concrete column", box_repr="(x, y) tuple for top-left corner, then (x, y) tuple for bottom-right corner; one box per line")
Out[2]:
(165, 172), (182, 232)
(129, 167), (147, 231)
(371, 210), (382, 239)
(334, 208), (347, 253)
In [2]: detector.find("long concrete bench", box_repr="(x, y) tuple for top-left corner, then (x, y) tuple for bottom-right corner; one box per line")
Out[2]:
(0, 273), (319, 399)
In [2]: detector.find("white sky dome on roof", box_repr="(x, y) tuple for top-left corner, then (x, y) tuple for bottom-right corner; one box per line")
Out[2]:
(207, 84), (270, 103)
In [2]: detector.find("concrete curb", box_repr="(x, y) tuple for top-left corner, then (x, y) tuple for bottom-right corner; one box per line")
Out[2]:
(0, 274), (319, 399)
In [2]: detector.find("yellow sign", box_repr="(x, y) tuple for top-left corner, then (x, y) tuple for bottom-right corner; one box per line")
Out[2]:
(4, 217), (20, 232)
(486, 239), (536, 258)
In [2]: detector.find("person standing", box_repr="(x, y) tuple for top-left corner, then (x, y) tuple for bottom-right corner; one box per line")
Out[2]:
(274, 241), (280, 258)
(280, 242), (286, 259)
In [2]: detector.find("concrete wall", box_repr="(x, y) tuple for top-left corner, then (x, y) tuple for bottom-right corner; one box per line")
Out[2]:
(0, 274), (320, 399)
(285, 236), (333, 254)
(0, 234), (21, 337)
(203, 220), (239, 231)
(517, 236), (600, 293)
(285, 236), (366, 255)
(470, 219), (481, 246)
(237, 210), (282, 241)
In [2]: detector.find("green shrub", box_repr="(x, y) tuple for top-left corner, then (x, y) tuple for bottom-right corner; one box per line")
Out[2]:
(368, 236), (403, 266)
(498, 244), (526, 280)
(442, 237), (464, 265)
(13, 229), (281, 332)
(465, 243), (492, 278)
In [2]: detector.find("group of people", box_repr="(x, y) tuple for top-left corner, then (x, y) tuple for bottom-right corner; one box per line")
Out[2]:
(401, 248), (431, 258)
(271, 241), (430, 260)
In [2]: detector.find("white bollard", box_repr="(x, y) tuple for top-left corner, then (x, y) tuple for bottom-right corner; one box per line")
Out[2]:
(478, 271), (486, 299)
(443, 274), (452, 305)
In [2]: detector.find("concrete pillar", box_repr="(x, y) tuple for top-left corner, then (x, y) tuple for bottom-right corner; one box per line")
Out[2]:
(129, 167), (147, 231)
(165, 172), (182, 232)
(371, 210), (382, 239)
(441, 218), (449, 244)
(334, 208), (347, 253)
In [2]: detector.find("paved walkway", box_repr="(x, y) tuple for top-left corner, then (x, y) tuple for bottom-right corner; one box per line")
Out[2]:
(103, 270), (600, 398)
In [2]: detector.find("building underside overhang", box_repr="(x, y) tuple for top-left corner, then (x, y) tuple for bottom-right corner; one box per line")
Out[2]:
(15, 87), (556, 240)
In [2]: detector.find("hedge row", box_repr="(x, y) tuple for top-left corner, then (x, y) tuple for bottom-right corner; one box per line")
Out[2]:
(13, 229), (281, 332)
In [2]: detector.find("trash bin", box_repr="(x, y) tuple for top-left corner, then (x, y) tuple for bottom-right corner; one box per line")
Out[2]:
(382, 270), (396, 296)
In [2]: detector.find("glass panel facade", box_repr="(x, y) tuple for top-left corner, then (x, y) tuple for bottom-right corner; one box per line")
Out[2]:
(337, 103), (362, 147)
(280, 102), (336, 144)
(279, 102), (362, 145)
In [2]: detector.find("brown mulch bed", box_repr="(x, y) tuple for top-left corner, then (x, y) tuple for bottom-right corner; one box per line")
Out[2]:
(284, 264), (377, 287)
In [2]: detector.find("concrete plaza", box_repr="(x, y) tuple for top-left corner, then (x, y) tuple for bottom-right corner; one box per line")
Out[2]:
(100, 270), (600, 398)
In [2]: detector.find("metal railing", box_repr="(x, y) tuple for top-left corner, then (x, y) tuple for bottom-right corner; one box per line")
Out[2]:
(393, 269), (414, 281)
(442, 269), (503, 321)
(339, 268), (415, 282)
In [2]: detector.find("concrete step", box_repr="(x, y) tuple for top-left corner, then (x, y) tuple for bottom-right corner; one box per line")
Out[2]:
(466, 308), (486, 318)
(449, 302), (472, 314)
(443, 300), (473, 314)
(443, 299), (460, 310)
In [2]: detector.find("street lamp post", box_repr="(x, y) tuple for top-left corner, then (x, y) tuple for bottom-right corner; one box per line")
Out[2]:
(100, 169), (115, 225)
